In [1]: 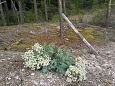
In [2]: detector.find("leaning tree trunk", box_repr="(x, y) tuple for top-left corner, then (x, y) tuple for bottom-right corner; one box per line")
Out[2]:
(34, 0), (38, 22)
(18, 0), (24, 24)
(44, 0), (48, 22)
(0, 0), (6, 26)
(106, 0), (112, 28)
(62, 13), (98, 55)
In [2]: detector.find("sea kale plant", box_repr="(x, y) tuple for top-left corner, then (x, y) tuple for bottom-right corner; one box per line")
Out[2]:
(47, 48), (75, 74)
(65, 57), (87, 83)
(22, 43), (87, 83)
(22, 43), (54, 70)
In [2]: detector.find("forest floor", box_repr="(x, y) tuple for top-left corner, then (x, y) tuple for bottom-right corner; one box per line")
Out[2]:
(0, 23), (115, 86)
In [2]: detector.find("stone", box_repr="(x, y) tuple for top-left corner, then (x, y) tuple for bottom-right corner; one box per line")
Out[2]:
(106, 51), (111, 55)
(31, 73), (35, 76)
(15, 76), (20, 80)
(90, 54), (95, 58)
(7, 77), (11, 80)
(31, 80), (39, 85)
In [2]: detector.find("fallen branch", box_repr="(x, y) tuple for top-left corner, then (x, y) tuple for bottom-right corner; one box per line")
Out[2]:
(62, 13), (98, 55)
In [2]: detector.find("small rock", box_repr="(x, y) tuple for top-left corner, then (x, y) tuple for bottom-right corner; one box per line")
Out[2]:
(1, 54), (3, 56)
(96, 65), (102, 72)
(112, 79), (115, 84)
(8, 58), (10, 60)
(2, 59), (5, 61)
(6, 81), (11, 85)
(90, 54), (95, 58)
(15, 76), (20, 80)
(30, 31), (36, 34)
(98, 85), (102, 86)
(31, 73), (35, 76)
(65, 38), (69, 41)
(21, 69), (25, 72)
(106, 51), (111, 55)
(7, 77), (11, 80)
(31, 80), (39, 85)
(112, 73), (115, 79)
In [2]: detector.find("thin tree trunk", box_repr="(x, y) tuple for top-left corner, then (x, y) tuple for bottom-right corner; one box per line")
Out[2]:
(11, 0), (20, 29)
(106, 0), (112, 28)
(58, 0), (64, 38)
(44, 0), (48, 22)
(11, 0), (15, 15)
(0, 0), (6, 26)
(34, 0), (38, 22)
(62, 0), (66, 14)
(4, 0), (9, 25)
(11, 0), (19, 24)
(18, 0), (24, 24)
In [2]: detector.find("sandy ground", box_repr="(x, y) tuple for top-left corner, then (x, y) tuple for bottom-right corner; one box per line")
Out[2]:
(0, 41), (115, 86)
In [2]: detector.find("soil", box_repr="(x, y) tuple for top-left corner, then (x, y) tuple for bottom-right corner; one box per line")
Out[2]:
(0, 23), (115, 86)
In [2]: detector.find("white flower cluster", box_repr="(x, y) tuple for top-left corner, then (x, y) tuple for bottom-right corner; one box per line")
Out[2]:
(22, 43), (51, 70)
(32, 43), (43, 53)
(65, 57), (87, 83)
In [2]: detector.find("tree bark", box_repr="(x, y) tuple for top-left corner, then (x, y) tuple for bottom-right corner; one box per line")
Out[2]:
(106, 0), (112, 28)
(44, 0), (48, 22)
(58, 0), (64, 38)
(4, 0), (9, 25)
(34, 0), (38, 22)
(11, 0), (19, 24)
(62, 0), (66, 15)
(18, 0), (24, 24)
(11, 0), (15, 15)
(62, 13), (98, 55)
(0, 0), (6, 26)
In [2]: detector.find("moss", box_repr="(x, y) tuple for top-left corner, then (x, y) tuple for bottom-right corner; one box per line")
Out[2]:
(9, 23), (105, 50)
(65, 26), (97, 41)
(12, 43), (33, 49)
(84, 27), (94, 33)
(50, 23), (57, 27)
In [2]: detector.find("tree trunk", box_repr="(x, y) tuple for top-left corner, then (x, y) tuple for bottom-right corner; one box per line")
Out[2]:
(44, 0), (48, 22)
(11, 0), (15, 15)
(62, 0), (66, 14)
(34, 0), (38, 22)
(11, 0), (19, 24)
(58, 0), (64, 38)
(18, 0), (24, 24)
(106, 0), (112, 28)
(0, 0), (6, 26)
(4, 0), (9, 25)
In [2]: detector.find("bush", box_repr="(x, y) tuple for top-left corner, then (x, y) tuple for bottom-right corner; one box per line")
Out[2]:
(65, 57), (87, 83)
(22, 43), (75, 74)
(22, 43), (53, 70)
(47, 48), (75, 74)
(22, 43), (87, 83)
